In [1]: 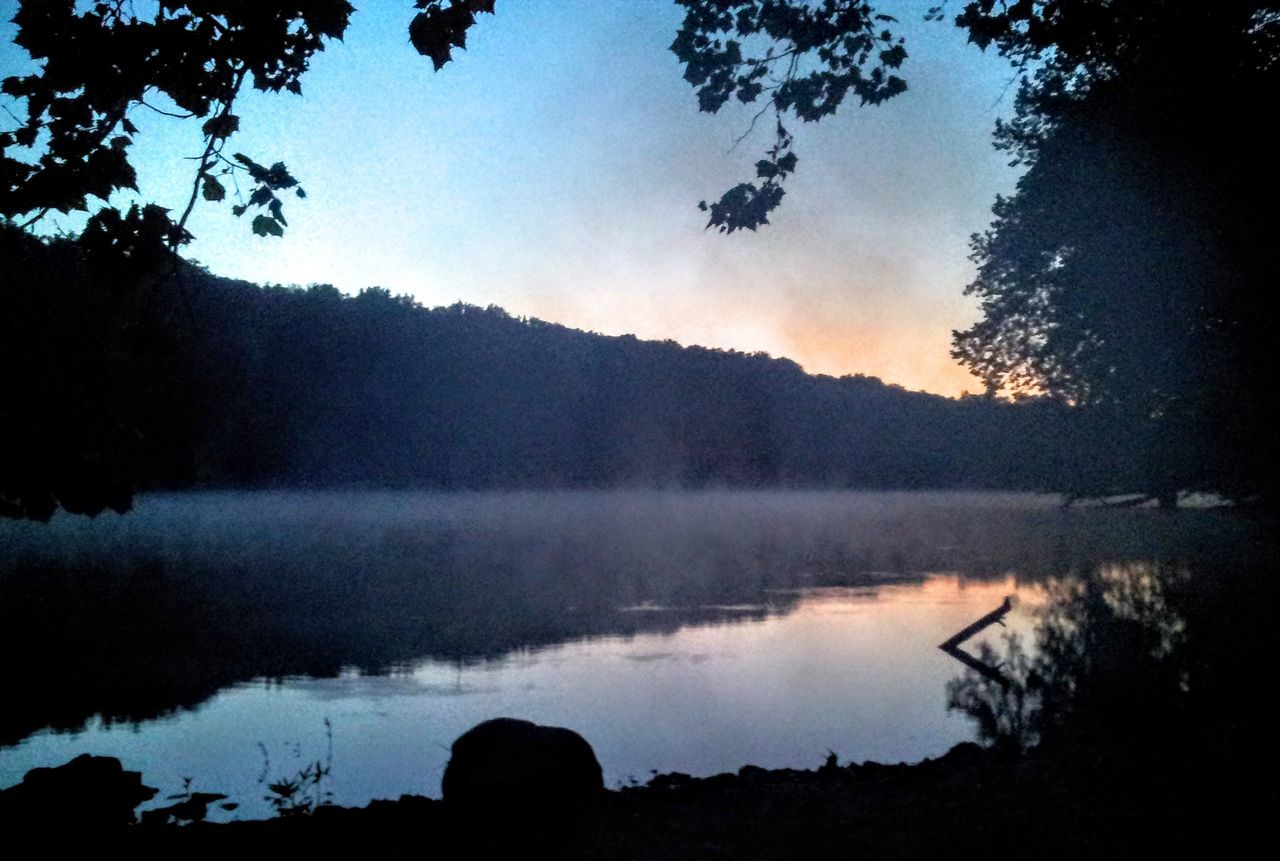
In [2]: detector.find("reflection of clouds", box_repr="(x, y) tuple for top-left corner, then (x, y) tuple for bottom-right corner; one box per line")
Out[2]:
(486, 653), (560, 671)
(291, 675), (501, 702)
(623, 651), (731, 665)
(625, 651), (680, 663)
(402, 648), (571, 675)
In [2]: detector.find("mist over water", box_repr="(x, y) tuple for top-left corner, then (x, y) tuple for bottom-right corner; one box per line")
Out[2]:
(0, 490), (1261, 819)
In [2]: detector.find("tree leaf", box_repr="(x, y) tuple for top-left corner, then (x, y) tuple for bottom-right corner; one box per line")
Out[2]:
(201, 176), (225, 201)
(201, 115), (240, 140)
(251, 215), (284, 237)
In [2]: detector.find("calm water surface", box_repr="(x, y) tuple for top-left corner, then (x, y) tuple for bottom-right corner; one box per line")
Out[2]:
(0, 490), (1258, 820)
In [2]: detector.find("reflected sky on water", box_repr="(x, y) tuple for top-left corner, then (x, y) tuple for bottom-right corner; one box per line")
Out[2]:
(2, 490), (1263, 821)
(1, 575), (1038, 819)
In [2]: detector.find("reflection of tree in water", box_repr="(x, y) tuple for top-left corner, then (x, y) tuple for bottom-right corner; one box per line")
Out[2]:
(945, 632), (1035, 753)
(0, 547), (801, 748)
(949, 563), (1189, 755)
(947, 555), (1274, 828)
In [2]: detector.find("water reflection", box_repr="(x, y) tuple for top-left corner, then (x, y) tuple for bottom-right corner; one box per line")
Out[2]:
(945, 551), (1277, 828)
(1, 491), (1271, 815)
(1, 577), (1026, 818)
(1, 489), (1077, 747)
(949, 560), (1229, 752)
(0, 553), (807, 747)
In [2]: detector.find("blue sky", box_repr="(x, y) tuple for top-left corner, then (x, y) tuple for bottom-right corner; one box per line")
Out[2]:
(1, 1), (1021, 395)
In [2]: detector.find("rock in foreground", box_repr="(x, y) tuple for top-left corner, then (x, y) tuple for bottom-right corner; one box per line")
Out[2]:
(442, 717), (605, 856)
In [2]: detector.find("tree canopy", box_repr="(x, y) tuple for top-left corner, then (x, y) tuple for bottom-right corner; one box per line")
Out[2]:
(949, 1), (1277, 503)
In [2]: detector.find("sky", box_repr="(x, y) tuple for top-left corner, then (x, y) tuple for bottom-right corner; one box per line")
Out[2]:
(1, 0), (1022, 396)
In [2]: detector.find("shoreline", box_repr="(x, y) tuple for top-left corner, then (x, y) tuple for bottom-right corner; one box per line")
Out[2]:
(2, 739), (1245, 858)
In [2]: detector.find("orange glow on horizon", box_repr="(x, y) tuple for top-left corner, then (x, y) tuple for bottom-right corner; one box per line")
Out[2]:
(520, 292), (982, 399)
(780, 334), (980, 398)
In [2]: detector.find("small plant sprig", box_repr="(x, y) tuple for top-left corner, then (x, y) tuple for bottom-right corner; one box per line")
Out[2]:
(258, 717), (335, 818)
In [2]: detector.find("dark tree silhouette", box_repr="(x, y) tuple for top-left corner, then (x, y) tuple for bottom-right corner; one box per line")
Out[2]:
(0, 224), (137, 518)
(948, 2), (1277, 505)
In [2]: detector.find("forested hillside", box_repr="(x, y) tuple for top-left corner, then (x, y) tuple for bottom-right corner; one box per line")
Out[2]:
(5, 226), (1107, 508)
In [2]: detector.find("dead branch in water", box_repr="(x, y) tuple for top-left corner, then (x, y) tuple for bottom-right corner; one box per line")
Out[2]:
(939, 596), (1015, 689)
(940, 596), (1012, 651)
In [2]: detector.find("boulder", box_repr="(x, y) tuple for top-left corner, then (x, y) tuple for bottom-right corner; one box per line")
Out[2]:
(443, 717), (603, 806)
(442, 717), (604, 855)
(0, 754), (157, 830)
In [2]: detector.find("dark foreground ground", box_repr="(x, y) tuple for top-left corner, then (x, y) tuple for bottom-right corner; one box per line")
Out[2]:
(3, 740), (1262, 859)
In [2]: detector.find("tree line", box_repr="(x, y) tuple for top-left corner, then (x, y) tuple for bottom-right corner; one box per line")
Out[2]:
(4, 224), (1166, 516)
